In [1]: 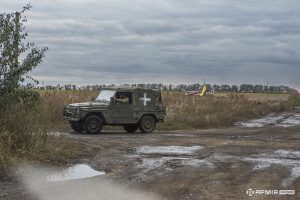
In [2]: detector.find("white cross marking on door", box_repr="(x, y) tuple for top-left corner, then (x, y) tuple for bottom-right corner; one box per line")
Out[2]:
(139, 93), (151, 106)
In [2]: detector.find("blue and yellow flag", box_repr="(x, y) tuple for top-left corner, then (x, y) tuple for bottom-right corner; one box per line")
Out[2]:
(200, 84), (207, 96)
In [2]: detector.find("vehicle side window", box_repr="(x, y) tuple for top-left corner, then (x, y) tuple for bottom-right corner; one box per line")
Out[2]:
(115, 92), (133, 104)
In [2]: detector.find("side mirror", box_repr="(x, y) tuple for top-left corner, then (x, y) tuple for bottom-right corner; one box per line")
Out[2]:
(91, 97), (95, 101)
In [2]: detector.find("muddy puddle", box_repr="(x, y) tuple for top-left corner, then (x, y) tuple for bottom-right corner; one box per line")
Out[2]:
(138, 156), (214, 172)
(137, 145), (203, 155)
(235, 113), (300, 128)
(225, 135), (285, 141)
(163, 134), (195, 137)
(135, 145), (300, 186)
(215, 150), (300, 186)
(244, 150), (300, 186)
(46, 164), (105, 182)
(135, 145), (213, 173)
(19, 164), (161, 200)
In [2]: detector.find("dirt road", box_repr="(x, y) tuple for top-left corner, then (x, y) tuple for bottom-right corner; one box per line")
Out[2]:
(1, 109), (300, 200)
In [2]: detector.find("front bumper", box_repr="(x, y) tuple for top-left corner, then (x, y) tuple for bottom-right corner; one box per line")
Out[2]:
(63, 106), (80, 121)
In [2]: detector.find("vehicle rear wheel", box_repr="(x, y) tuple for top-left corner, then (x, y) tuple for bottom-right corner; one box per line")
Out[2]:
(139, 116), (156, 133)
(84, 115), (103, 134)
(70, 121), (84, 133)
(123, 124), (139, 133)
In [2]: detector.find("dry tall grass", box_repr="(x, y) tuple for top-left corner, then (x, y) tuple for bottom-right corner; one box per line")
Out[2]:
(0, 95), (81, 168)
(159, 93), (291, 129)
(38, 90), (97, 129)
(36, 90), (296, 131)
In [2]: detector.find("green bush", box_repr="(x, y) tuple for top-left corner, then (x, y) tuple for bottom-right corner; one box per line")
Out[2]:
(0, 6), (73, 168)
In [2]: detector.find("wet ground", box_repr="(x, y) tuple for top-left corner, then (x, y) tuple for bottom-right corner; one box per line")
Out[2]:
(235, 112), (300, 128)
(1, 109), (300, 200)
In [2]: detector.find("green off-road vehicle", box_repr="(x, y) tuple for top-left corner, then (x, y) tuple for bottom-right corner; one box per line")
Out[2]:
(63, 87), (166, 134)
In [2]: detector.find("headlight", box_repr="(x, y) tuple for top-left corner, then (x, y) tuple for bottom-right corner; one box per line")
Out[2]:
(76, 107), (80, 118)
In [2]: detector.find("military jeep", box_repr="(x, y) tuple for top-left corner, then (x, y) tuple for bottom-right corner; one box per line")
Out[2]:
(63, 87), (166, 134)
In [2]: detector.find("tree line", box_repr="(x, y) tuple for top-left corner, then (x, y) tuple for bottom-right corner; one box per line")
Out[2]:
(34, 83), (298, 94)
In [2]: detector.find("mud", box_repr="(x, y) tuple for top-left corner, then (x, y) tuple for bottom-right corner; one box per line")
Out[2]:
(1, 110), (300, 200)
(235, 112), (300, 128)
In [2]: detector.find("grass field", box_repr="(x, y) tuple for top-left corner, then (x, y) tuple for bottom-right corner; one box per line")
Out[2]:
(159, 92), (293, 129)
(215, 92), (290, 102)
(37, 90), (296, 130)
(0, 89), (299, 168)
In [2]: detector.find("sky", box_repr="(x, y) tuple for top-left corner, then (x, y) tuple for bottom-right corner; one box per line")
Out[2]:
(1, 0), (300, 89)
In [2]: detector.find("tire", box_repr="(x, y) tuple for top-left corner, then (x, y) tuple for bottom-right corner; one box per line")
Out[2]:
(70, 121), (84, 133)
(123, 124), (139, 133)
(84, 115), (103, 134)
(139, 116), (156, 133)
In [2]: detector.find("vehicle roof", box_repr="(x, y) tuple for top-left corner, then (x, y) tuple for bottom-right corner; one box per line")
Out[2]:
(101, 87), (161, 92)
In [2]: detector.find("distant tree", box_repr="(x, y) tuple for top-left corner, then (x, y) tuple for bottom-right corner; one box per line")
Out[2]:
(279, 85), (288, 93)
(263, 85), (269, 93)
(253, 85), (264, 93)
(220, 84), (231, 92)
(240, 84), (253, 93)
(213, 84), (220, 92)
(231, 85), (238, 92)
(206, 84), (212, 91)
(269, 86), (275, 92)
(137, 83), (145, 88)
(168, 84), (174, 90)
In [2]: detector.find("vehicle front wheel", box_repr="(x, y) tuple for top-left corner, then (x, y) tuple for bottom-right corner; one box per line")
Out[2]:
(70, 121), (84, 133)
(139, 116), (156, 133)
(123, 124), (139, 133)
(84, 115), (103, 134)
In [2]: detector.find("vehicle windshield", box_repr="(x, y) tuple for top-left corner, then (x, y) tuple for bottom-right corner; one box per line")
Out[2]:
(95, 90), (116, 103)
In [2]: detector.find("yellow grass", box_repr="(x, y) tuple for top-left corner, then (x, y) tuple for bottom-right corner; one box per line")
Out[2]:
(37, 90), (295, 130)
(215, 92), (290, 102)
(159, 92), (292, 129)
(38, 90), (97, 129)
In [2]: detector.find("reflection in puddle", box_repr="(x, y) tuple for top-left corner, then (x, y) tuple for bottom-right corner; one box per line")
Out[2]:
(137, 145), (203, 155)
(20, 164), (161, 200)
(46, 164), (105, 182)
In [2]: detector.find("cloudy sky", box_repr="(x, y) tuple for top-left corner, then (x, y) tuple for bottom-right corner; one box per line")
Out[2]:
(1, 0), (300, 89)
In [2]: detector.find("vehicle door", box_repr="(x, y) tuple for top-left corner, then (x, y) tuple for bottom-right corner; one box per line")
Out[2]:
(110, 91), (134, 123)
